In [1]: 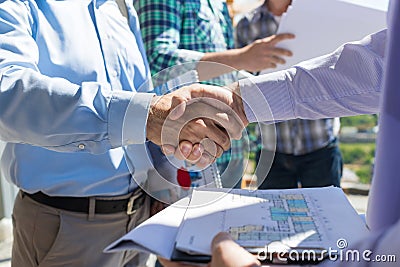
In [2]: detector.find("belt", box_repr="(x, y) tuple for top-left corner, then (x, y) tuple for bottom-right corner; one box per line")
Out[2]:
(22, 189), (146, 215)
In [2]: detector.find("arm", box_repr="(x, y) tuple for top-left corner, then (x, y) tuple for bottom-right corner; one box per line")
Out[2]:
(0, 1), (151, 154)
(239, 30), (386, 123)
(135, 0), (293, 81)
(0, 1), (235, 162)
(173, 30), (386, 161)
(199, 34), (293, 80)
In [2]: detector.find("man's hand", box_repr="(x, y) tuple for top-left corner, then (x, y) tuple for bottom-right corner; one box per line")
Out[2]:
(236, 33), (294, 72)
(157, 258), (195, 267)
(198, 33), (294, 81)
(157, 232), (260, 267)
(208, 232), (261, 267)
(146, 83), (248, 167)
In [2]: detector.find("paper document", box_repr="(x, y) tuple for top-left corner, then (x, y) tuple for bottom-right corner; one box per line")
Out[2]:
(175, 187), (368, 256)
(105, 197), (189, 259)
(261, 0), (388, 74)
(106, 187), (368, 263)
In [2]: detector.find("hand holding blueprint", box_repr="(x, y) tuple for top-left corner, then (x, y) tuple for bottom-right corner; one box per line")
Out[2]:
(106, 187), (368, 263)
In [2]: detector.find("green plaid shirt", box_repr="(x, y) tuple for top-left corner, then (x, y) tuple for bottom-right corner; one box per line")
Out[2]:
(134, 0), (243, 163)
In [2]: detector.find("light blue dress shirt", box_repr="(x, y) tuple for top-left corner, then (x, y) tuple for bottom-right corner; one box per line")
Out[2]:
(0, 0), (155, 196)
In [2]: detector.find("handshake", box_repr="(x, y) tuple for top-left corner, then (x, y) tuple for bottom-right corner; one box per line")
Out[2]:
(146, 83), (249, 168)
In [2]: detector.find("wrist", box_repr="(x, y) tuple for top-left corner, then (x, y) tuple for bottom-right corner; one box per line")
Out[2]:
(229, 82), (249, 127)
(230, 48), (246, 70)
(146, 95), (163, 144)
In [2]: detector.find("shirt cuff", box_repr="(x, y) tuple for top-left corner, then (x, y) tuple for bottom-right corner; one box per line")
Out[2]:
(239, 70), (295, 123)
(108, 91), (155, 147)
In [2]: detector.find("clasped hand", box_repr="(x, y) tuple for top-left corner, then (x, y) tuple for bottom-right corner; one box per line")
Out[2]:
(146, 83), (248, 167)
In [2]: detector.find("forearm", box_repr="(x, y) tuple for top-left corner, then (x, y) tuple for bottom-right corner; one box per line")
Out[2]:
(147, 47), (204, 79)
(0, 2), (153, 153)
(239, 30), (386, 123)
(0, 67), (153, 153)
(198, 49), (243, 81)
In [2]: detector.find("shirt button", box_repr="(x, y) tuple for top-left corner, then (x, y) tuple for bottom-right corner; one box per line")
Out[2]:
(78, 144), (85, 150)
(111, 70), (118, 77)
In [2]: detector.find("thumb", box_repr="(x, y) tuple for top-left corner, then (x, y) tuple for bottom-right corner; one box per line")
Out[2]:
(169, 95), (187, 120)
(211, 232), (233, 250)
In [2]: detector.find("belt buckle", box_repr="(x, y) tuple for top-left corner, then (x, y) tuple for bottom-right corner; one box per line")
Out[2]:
(126, 191), (142, 215)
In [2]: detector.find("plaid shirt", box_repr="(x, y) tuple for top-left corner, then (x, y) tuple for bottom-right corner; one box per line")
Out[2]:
(236, 3), (339, 155)
(134, 0), (243, 162)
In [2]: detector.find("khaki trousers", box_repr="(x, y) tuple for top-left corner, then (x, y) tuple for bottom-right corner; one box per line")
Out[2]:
(11, 191), (150, 267)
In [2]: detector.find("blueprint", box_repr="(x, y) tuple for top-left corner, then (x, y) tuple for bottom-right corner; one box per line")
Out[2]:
(105, 187), (369, 260)
(175, 187), (368, 255)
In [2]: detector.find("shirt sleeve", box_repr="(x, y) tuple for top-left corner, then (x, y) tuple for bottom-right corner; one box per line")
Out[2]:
(134, 0), (204, 75)
(239, 30), (386, 123)
(0, 1), (152, 154)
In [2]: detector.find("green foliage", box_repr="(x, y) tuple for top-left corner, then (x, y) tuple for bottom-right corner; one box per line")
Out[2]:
(340, 143), (375, 184)
(341, 147), (366, 164)
(356, 165), (373, 184)
(340, 143), (375, 164)
(341, 115), (378, 130)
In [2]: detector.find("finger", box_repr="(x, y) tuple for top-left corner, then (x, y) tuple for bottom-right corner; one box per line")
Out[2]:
(264, 33), (295, 45)
(211, 232), (261, 267)
(264, 55), (286, 65)
(215, 144), (224, 158)
(212, 232), (233, 249)
(174, 141), (194, 160)
(197, 101), (245, 140)
(161, 144), (176, 156)
(202, 119), (230, 151)
(267, 47), (293, 57)
(262, 62), (277, 70)
(185, 143), (204, 163)
(183, 85), (248, 137)
(158, 257), (194, 267)
(200, 138), (218, 159)
(169, 96), (187, 120)
(176, 117), (226, 150)
(199, 138), (225, 161)
(195, 152), (214, 169)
